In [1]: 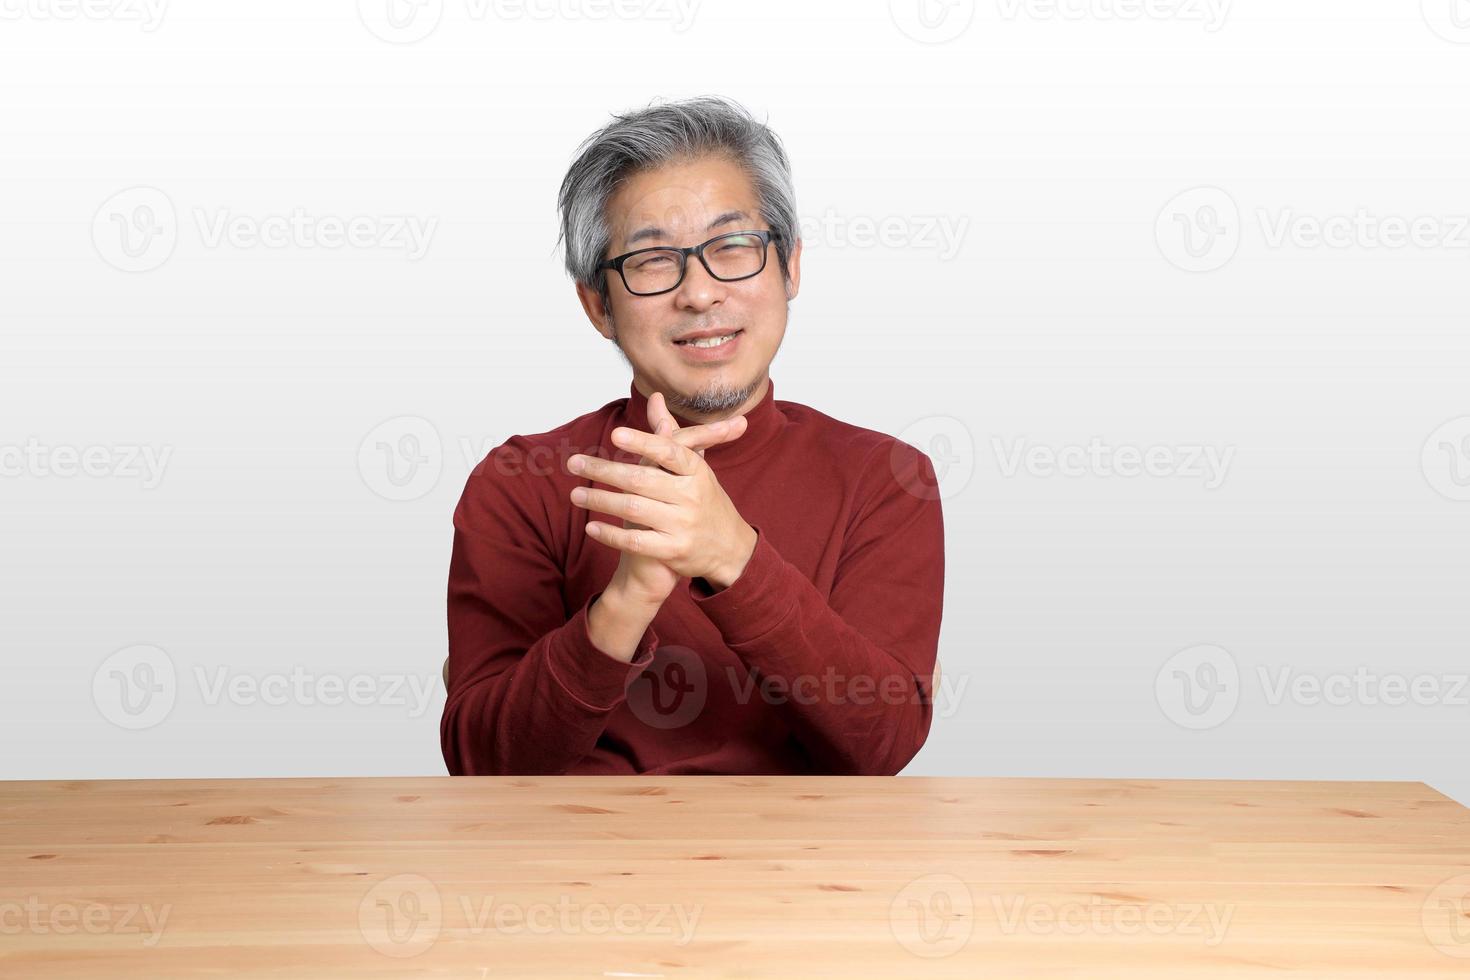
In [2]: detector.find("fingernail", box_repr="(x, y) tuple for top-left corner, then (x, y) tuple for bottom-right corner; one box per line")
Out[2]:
(571, 487), (587, 504)
(568, 455), (584, 473)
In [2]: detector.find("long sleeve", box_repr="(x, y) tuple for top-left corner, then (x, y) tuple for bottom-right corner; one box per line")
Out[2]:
(440, 439), (659, 775)
(687, 440), (945, 775)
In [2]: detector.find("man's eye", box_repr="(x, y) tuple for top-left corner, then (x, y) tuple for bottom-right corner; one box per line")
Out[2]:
(631, 254), (676, 268)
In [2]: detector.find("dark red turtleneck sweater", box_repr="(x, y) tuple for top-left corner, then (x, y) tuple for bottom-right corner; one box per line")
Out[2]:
(440, 377), (945, 776)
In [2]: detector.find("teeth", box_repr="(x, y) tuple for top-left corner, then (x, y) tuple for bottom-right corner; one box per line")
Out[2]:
(681, 333), (737, 349)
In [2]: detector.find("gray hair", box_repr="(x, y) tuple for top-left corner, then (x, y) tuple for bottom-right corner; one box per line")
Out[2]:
(556, 95), (799, 298)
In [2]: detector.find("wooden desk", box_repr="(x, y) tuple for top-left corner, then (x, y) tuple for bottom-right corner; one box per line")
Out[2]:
(2, 776), (1468, 977)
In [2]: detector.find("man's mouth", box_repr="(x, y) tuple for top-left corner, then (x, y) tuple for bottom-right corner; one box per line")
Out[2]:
(673, 329), (743, 349)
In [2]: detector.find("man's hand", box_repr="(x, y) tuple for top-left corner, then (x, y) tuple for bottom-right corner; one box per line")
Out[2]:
(568, 391), (749, 608)
(567, 401), (759, 591)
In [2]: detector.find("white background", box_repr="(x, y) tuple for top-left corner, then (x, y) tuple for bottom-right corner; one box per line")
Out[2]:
(2, 0), (1467, 805)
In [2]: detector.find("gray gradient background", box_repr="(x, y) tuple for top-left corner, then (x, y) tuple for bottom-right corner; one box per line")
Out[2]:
(2, 1), (1467, 805)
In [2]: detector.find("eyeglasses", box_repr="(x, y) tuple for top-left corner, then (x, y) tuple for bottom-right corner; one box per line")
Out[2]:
(597, 229), (782, 297)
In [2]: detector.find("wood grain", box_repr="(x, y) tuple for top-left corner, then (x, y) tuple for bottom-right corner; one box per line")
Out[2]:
(2, 776), (1468, 978)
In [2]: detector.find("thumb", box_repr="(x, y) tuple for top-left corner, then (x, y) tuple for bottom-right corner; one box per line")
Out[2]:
(648, 391), (706, 459)
(647, 390), (676, 435)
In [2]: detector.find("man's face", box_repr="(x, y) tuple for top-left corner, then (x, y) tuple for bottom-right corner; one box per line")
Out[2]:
(577, 153), (801, 418)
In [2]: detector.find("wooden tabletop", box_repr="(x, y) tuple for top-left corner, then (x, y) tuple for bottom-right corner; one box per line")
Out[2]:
(2, 776), (1468, 978)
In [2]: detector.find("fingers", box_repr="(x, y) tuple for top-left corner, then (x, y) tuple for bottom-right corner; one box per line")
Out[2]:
(568, 453), (681, 502)
(610, 427), (701, 476)
(649, 391), (706, 459)
(648, 391), (676, 438)
(636, 416), (673, 468)
(649, 391), (747, 455)
(584, 520), (676, 559)
(674, 416), (747, 455)
(573, 485), (677, 531)
(620, 410), (669, 532)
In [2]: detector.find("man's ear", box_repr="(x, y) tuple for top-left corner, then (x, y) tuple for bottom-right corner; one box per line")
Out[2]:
(783, 236), (803, 301)
(575, 281), (614, 340)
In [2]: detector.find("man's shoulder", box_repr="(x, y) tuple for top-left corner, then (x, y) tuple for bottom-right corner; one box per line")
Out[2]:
(779, 398), (931, 470)
(464, 397), (621, 491)
(779, 398), (941, 511)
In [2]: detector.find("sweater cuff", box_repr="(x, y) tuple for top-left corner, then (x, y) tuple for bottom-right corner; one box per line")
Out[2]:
(687, 523), (797, 645)
(547, 590), (659, 712)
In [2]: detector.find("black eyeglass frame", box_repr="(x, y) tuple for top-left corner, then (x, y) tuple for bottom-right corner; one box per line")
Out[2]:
(596, 229), (783, 297)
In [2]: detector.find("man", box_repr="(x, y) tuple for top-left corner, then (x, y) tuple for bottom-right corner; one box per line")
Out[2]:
(440, 96), (945, 775)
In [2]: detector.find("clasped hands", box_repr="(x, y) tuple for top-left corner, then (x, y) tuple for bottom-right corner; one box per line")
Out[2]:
(565, 390), (758, 596)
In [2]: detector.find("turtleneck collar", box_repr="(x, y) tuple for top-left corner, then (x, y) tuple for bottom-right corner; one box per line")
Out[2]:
(620, 376), (783, 468)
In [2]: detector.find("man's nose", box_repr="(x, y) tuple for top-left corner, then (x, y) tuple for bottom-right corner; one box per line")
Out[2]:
(672, 254), (727, 311)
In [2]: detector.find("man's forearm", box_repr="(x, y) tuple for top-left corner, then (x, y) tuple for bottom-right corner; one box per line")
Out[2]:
(443, 564), (662, 775)
(586, 584), (661, 663)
